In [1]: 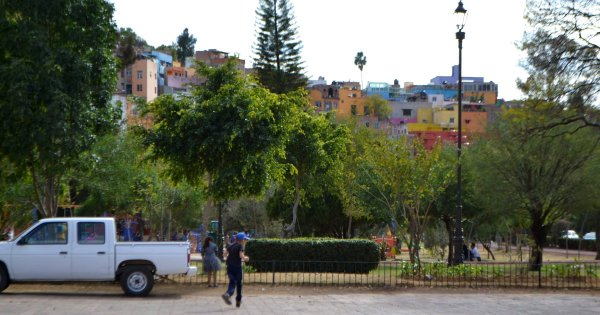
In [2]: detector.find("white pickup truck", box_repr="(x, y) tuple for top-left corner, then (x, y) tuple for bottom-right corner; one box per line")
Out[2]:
(0, 217), (197, 296)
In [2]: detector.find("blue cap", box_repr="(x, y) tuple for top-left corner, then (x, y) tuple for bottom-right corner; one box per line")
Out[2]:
(236, 232), (250, 241)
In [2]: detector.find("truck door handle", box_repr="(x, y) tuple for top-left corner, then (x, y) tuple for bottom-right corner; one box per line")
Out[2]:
(59, 251), (68, 255)
(97, 251), (106, 255)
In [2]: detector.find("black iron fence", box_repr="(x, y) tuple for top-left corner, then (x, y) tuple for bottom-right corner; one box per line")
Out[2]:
(170, 260), (600, 289)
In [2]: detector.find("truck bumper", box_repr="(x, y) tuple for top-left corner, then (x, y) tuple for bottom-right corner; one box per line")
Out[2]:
(185, 266), (198, 277)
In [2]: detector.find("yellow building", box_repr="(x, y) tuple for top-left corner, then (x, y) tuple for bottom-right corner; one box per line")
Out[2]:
(410, 103), (489, 133)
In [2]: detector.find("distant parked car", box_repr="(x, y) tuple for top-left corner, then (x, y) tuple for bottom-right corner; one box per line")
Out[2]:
(583, 232), (596, 241)
(561, 230), (579, 240)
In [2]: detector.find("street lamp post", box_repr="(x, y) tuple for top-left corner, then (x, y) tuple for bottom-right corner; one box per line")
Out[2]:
(452, 1), (467, 265)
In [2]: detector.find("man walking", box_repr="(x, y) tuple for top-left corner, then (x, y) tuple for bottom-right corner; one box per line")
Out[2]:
(222, 232), (250, 307)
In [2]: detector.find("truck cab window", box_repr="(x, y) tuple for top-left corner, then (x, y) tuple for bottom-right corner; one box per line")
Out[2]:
(21, 222), (68, 245)
(78, 222), (106, 244)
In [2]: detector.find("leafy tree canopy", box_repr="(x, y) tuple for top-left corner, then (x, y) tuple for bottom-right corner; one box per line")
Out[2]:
(116, 27), (149, 69)
(467, 105), (600, 268)
(145, 58), (299, 201)
(0, 0), (120, 217)
(519, 0), (600, 129)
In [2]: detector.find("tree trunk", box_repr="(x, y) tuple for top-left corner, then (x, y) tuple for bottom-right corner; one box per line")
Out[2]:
(217, 202), (224, 260)
(528, 218), (547, 271)
(595, 226), (600, 260)
(203, 174), (214, 242)
(442, 214), (454, 265)
(408, 213), (421, 267)
(31, 167), (60, 218)
(476, 238), (496, 260)
(346, 216), (352, 239)
(283, 176), (301, 237)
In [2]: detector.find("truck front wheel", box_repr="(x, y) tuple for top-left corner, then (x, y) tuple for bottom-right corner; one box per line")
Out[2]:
(120, 266), (153, 297)
(0, 263), (9, 293)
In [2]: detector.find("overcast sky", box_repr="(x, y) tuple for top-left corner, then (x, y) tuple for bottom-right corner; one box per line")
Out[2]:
(110, 0), (529, 100)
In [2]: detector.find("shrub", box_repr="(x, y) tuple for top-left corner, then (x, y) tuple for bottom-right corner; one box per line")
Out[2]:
(245, 238), (380, 274)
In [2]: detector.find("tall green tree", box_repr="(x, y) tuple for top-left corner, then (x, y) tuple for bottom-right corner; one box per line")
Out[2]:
(253, 0), (307, 94)
(354, 51), (366, 88)
(363, 137), (454, 265)
(144, 58), (299, 254)
(468, 107), (600, 269)
(116, 27), (149, 70)
(0, 157), (33, 237)
(519, 0), (600, 129)
(176, 28), (196, 66)
(273, 111), (350, 236)
(0, 0), (120, 218)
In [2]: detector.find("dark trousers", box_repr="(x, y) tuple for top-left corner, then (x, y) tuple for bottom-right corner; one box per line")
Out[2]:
(226, 265), (243, 301)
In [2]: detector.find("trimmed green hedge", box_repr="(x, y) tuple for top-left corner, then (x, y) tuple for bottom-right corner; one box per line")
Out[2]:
(245, 238), (380, 274)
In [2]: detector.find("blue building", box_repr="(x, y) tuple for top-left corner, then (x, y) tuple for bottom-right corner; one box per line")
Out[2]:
(430, 65), (484, 85)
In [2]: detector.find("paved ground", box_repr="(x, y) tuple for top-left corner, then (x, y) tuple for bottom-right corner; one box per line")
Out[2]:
(1, 283), (599, 314)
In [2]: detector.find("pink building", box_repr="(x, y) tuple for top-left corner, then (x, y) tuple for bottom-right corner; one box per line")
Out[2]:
(131, 57), (158, 102)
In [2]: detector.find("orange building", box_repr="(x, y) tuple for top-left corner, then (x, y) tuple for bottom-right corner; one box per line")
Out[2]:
(308, 81), (366, 118)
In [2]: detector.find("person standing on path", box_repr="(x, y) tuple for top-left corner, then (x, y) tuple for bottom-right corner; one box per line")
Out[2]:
(202, 236), (221, 287)
(222, 232), (250, 308)
(470, 242), (482, 261)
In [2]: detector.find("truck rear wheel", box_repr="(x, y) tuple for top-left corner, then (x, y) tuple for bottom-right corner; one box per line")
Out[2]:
(0, 264), (9, 293)
(120, 266), (153, 297)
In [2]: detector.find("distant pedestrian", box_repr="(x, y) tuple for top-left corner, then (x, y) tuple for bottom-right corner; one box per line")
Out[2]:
(462, 244), (470, 261)
(122, 214), (134, 241)
(202, 236), (221, 288)
(222, 232), (250, 308)
(470, 242), (481, 261)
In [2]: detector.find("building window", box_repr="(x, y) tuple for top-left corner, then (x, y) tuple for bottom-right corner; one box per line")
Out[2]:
(351, 105), (357, 115)
(137, 71), (143, 79)
(432, 96), (437, 102)
(402, 109), (412, 116)
(325, 101), (332, 110)
(333, 102), (338, 109)
(136, 84), (143, 92)
(315, 101), (322, 108)
(125, 69), (131, 78)
(449, 117), (455, 123)
(364, 105), (371, 116)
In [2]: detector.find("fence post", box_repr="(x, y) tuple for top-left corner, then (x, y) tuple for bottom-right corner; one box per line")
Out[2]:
(272, 260), (276, 285)
(538, 264), (542, 288)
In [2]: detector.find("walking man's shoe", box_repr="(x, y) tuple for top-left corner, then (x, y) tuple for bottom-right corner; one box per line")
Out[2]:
(236, 300), (241, 308)
(222, 294), (232, 305)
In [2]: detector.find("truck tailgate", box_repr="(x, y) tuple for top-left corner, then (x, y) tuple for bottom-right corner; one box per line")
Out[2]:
(115, 242), (191, 276)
